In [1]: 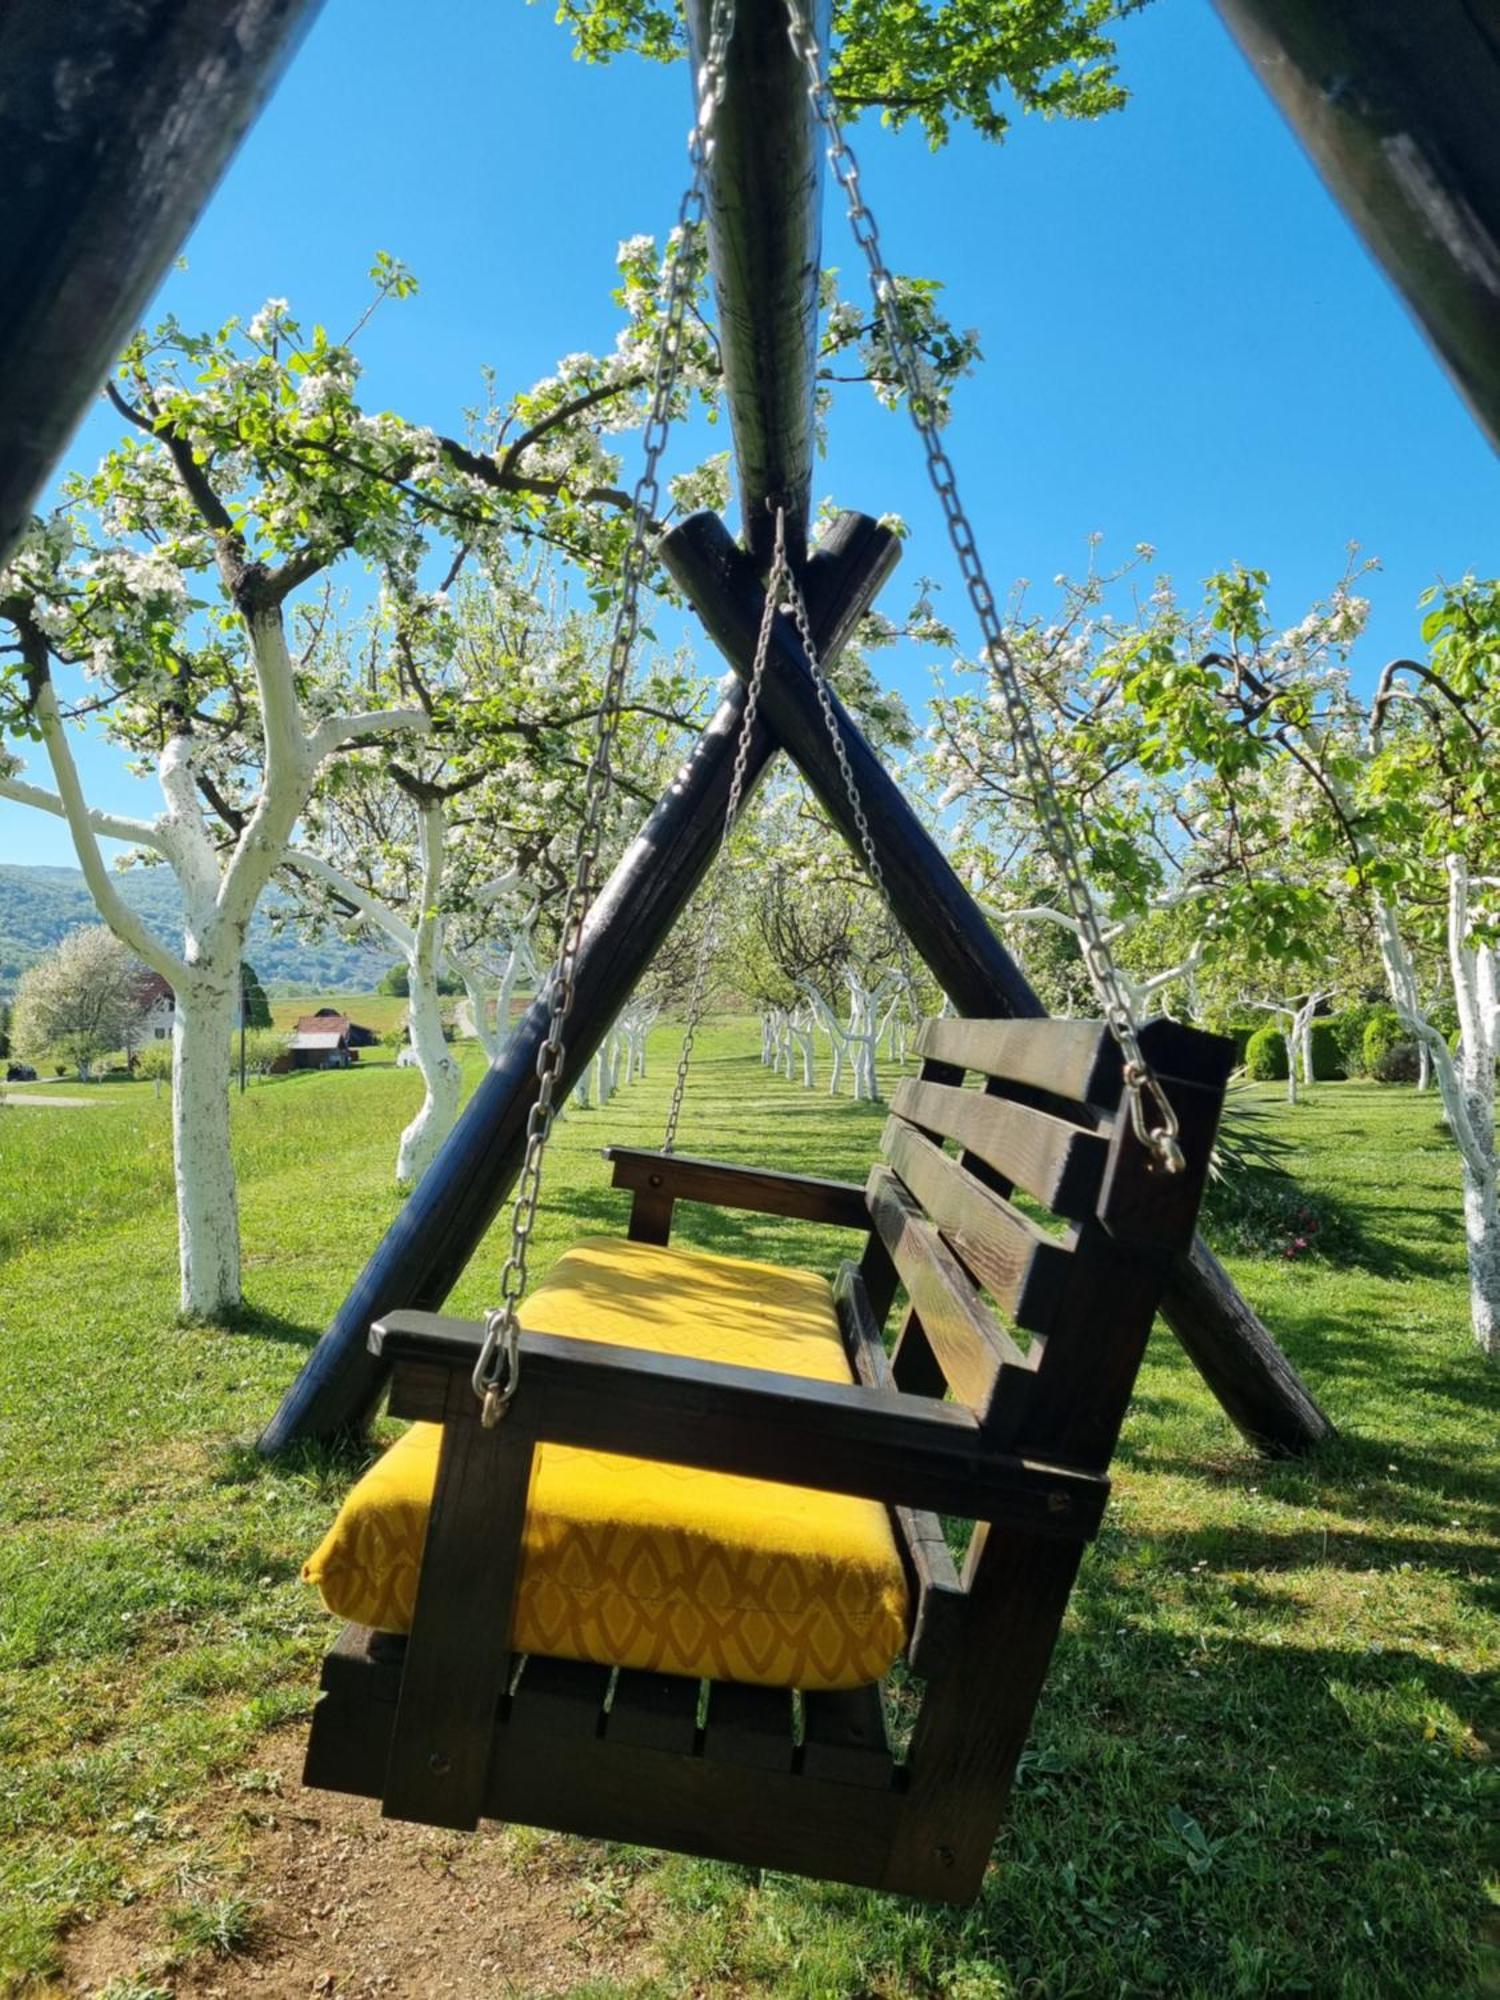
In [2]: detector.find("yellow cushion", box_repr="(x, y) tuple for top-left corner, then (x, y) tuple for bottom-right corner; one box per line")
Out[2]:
(303, 1237), (910, 1690)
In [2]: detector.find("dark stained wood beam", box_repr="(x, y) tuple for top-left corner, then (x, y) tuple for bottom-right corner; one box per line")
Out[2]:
(684, 0), (830, 570)
(0, 0), (322, 567)
(258, 511), (899, 1453)
(1212, 0), (1500, 450)
(661, 509), (1047, 1021)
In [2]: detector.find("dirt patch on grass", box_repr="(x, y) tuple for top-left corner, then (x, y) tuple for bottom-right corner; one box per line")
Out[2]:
(60, 1733), (668, 1998)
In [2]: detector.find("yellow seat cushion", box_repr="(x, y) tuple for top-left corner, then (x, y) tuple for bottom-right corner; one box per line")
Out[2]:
(303, 1237), (910, 1690)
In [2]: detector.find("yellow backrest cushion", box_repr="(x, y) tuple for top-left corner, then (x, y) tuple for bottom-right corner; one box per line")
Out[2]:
(304, 1237), (910, 1690)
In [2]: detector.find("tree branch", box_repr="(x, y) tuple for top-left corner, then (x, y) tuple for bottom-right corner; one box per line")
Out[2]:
(0, 769), (168, 854)
(283, 848), (417, 957)
(498, 374), (648, 474)
(14, 667), (188, 983)
(308, 706), (430, 762)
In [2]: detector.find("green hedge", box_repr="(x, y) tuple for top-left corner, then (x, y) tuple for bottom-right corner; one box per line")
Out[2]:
(1244, 1025), (1289, 1081)
(1308, 1019), (1347, 1081)
(1362, 1008), (1404, 1077)
(1222, 1023), (1259, 1063)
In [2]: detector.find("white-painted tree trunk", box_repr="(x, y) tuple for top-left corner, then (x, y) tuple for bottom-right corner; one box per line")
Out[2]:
(802, 986), (848, 1095)
(1372, 864), (1499, 1359)
(774, 1009), (796, 1081)
(395, 809), (462, 1188)
(837, 968), (902, 1104)
(172, 972), (241, 1314)
(1251, 992), (1331, 1107)
(618, 996), (657, 1080)
(289, 802), (457, 1189)
(1, 564), (426, 1318)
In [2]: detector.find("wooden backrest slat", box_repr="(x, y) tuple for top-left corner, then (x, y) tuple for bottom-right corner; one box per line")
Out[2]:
(914, 1017), (1122, 1108)
(879, 1124), (1074, 1338)
(891, 1076), (1108, 1219)
(864, 1161), (1037, 1434)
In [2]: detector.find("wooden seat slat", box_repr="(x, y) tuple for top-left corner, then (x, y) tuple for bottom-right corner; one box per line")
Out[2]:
(608, 1669), (702, 1754)
(878, 1126), (1073, 1339)
(914, 1017), (1121, 1108)
(891, 1076), (1108, 1219)
(800, 1685), (896, 1788)
(863, 1166), (1033, 1423)
(704, 1681), (796, 1771)
(510, 1654), (613, 1737)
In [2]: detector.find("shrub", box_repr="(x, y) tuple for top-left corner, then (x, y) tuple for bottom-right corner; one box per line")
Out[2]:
(136, 1041), (173, 1085)
(1329, 1005), (1378, 1074)
(1308, 1020), (1347, 1081)
(1221, 1023), (1260, 1064)
(1244, 1025), (1289, 1081)
(1372, 1037), (1420, 1084)
(237, 1028), (287, 1077)
(1362, 1008), (1404, 1077)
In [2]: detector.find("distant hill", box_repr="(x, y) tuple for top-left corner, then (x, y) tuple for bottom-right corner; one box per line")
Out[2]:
(0, 863), (389, 995)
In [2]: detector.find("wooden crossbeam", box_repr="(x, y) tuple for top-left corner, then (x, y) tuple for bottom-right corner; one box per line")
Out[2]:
(685, 0), (831, 568)
(0, 0), (322, 567)
(1213, 0), (1500, 451)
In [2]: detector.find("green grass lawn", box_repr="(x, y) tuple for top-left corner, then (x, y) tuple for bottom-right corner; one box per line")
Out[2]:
(0, 1028), (1495, 1997)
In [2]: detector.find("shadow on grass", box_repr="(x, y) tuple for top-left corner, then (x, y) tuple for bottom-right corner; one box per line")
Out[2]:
(1201, 1165), (1458, 1284)
(216, 1299), (321, 1350)
(1062, 1577), (1497, 1738)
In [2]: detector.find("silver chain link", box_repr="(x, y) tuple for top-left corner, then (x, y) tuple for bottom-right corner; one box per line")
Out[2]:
(472, 0), (739, 1426)
(782, 0), (1183, 1173)
(779, 533), (902, 931)
(660, 507), (787, 1154)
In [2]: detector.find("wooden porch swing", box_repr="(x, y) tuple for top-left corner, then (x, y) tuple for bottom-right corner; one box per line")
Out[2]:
(304, 1010), (1229, 1901)
(297, 0), (1234, 1903)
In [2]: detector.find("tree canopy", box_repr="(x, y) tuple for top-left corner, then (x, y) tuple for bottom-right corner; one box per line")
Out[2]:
(553, 0), (1153, 148)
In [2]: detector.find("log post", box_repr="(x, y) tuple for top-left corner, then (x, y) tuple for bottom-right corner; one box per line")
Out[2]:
(1211, 0), (1500, 452)
(684, 0), (830, 569)
(259, 511), (899, 1452)
(661, 509), (1335, 1459)
(0, 0), (322, 567)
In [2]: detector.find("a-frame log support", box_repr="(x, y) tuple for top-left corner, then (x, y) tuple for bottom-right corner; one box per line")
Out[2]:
(259, 511), (898, 1452)
(262, 0), (1331, 1461)
(661, 511), (1334, 1458)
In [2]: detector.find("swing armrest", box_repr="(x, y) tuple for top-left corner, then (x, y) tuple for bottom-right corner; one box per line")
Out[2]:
(372, 1310), (1106, 1539)
(604, 1146), (871, 1235)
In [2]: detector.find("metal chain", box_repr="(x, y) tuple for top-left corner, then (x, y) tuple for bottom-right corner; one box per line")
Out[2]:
(782, 0), (1183, 1173)
(471, 0), (740, 1427)
(660, 507), (787, 1154)
(778, 534), (922, 1023)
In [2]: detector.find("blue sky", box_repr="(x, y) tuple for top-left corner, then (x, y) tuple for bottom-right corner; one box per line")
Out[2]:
(4, 0), (1497, 869)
